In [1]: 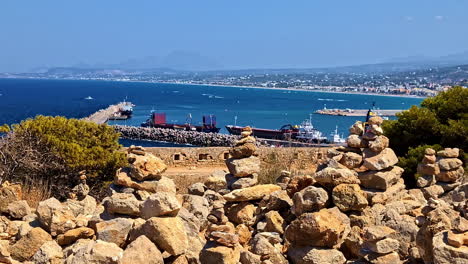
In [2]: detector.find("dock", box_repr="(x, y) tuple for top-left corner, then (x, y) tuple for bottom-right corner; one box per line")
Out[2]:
(83, 102), (129, 124)
(315, 109), (404, 117)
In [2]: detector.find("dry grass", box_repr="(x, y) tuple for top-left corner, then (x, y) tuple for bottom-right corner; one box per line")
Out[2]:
(21, 178), (52, 209)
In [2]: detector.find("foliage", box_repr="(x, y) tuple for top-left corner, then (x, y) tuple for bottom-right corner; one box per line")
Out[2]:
(0, 124), (10, 133)
(0, 116), (127, 199)
(383, 86), (467, 186)
(383, 86), (468, 156)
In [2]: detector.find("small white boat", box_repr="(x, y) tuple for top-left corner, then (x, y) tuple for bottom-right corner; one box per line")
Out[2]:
(84, 96), (94, 100)
(295, 114), (328, 143)
(331, 126), (346, 144)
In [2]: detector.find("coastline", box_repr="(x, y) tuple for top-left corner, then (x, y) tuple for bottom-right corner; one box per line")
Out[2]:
(0, 77), (427, 99)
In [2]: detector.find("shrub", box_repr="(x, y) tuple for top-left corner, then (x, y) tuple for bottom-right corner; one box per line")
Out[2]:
(0, 116), (127, 199)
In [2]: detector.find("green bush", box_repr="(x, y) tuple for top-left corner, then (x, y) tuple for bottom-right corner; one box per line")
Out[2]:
(383, 86), (467, 186)
(0, 116), (127, 199)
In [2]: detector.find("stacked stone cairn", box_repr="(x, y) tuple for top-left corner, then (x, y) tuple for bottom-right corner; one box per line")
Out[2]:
(417, 147), (465, 200)
(0, 124), (466, 263)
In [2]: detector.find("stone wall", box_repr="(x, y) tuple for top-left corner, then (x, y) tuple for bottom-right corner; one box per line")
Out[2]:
(145, 147), (330, 167)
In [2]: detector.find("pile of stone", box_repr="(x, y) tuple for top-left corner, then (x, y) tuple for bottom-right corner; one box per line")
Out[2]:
(417, 147), (465, 199)
(0, 119), (466, 264)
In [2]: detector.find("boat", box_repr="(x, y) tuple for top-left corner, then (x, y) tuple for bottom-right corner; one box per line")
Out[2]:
(226, 124), (299, 140)
(84, 96), (94, 100)
(331, 126), (346, 144)
(119, 101), (134, 117)
(141, 112), (221, 133)
(226, 114), (327, 142)
(295, 115), (328, 143)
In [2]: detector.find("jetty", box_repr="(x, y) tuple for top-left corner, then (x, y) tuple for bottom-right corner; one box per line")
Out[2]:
(83, 102), (129, 124)
(315, 108), (404, 117)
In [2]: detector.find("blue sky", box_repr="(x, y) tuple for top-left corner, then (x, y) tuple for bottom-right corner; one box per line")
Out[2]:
(1, 0), (468, 72)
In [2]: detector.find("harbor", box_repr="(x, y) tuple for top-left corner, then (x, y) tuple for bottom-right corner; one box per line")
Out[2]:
(315, 108), (404, 117)
(83, 101), (133, 124)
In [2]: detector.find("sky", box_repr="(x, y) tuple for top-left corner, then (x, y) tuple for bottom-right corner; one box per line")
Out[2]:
(1, 0), (468, 72)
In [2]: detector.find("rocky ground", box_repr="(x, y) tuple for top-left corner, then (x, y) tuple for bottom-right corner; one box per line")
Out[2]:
(0, 117), (466, 264)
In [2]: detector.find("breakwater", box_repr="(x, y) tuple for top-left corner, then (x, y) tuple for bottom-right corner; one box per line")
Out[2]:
(114, 125), (239, 147)
(83, 102), (128, 124)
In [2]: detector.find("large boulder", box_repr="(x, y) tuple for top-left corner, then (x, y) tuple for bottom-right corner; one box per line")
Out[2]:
(96, 218), (133, 247)
(0, 183), (22, 213)
(288, 246), (346, 264)
(32, 240), (64, 264)
(285, 208), (350, 248)
(432, 231), (468, 264)
(122, 235), (163, 264)
(292, 186), (328, 216)
(358, 166), (403, 190)
(346, 135), (367, 148)
(363, 148), (399, 171)
(437, 148), (460, 158)
(200, 242), (240, 264)
(7, 200), (31, 219)
(332, 184), (368, 212)
(437, 167), (464, 183)
(65, 195), (97, 217)
(103, 193), (141, 216)
(139, 217), (188, 256)
(438, 158), (463, 171)
(128, 152), (167, 181)
(57, 227), (95, 246)
(223, 184), (281, 202)
(314, 167), (360, 186)
(36, 198), (77, 236)
(63, 239), (123, 264)
(225, 156), (261, 177)
(340, 152), (363, 169)
(227, 202), (256, 225)
(368, 135), (389, 153)
(181, 194), (210, 224)
(140, 192), (181, 219)
(9, 227), (52, 261)
(115, 170), (176, 194)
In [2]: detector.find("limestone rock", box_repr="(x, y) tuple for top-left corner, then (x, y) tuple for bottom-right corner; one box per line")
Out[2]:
(368, 116), (384, 125)
(437, 148), (459, 158)
(225, 156), (261, 177)
(314, 167), (360, 186)
(425, 148), (436, 155)
(366, 238), (400, 254)
(364, 251), (402, 264)
(340, 152), (363, 169)
(188, 182), (206, 196)
(422, 154), (437, 164)
(7, 200), (31, 219)
(140, 217), (188, 256)
(362, 226), (396, 241)
(368, 135), (389, 153)
(437, 167), (464, 183)
(446, 231), (468, 248)
(0, 215), (18, 240)
(223, 184), (281, 202)
(140, 192), (181, 219)
(115, 170), (176, 194)
(417, 163), (440, 176)
(0, 183), (22, 213)
(349, 121), (364, 135)
(122, 235), (163, 264)
(332, 184), (368, 212)
(128, 152), (167, 181)
(227, 202), (256, 225)
(63, 239), (123, 264)
(103, 193), (141, 216)
(346, 135), (367, 148)
(210, 231), (239, 247)
(36, 198), (76, 236)
(285, 208), (350, 248)
(65, 195), (97, 217)
(10, 227), (52, 261)
(200, 242), (240, 264)
(362, 148), (398, 171)
(230, 174), (258, 189)
(32, 240), (64, 264)
(57, 227), (95, 246)
(358, 166), (403, 190)
(264, 211), (285, 234)
(288, 246), (346, 264)
(432, 231), (468, 264)
(181, 194), (209, 224)
(239, 250), (262, 264)
(264, 190), (293, 211)
(292, 186), (328, 215)
(230, 142), (257, 159)
(96, 218), (133, 247)
(205, 172), (228, 191)
(438, 158), (463, 171)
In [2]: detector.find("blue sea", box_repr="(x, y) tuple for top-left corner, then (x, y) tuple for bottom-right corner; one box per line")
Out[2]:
(0, 78), (423, 146)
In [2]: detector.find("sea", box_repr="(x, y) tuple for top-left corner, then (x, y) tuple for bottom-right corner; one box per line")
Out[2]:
(0, 78), (424, 147)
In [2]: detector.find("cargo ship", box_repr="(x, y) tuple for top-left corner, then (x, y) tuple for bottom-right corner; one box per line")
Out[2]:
(226, 115), (328, 143)
(141, 113), (221, 133)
